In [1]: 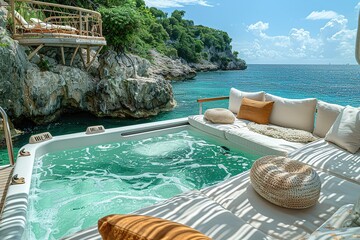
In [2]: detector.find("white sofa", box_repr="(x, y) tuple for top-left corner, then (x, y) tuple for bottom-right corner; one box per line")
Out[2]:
(189, 88), (345, 156)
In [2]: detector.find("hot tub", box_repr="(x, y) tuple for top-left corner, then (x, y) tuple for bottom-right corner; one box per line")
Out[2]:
(0, 118), (264, 239)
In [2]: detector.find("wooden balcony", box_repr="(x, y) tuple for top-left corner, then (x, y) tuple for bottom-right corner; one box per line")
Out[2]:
(8, 0), (107, 69)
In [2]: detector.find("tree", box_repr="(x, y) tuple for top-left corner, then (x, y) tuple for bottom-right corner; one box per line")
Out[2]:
(99, 6), (141, 51)
(171, 10), (185, 22)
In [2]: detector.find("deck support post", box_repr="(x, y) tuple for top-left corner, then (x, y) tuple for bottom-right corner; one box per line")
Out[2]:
(60, 46), (66, 65)
(86, 46), (103, 71)
(86, 46), (90, 64)
(78, 48), (87, 69)
(27, 44), (44, 61)
(70, 45), (80, 66)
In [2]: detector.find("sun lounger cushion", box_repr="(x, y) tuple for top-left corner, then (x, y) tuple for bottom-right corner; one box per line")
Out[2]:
(188, 115), (247, 139)
(228, 88), (265, 114)
(134, 191), (271, 240)
(204, 108), (235, 124)
(98, 214), (211, 240)
(289, 139), (360, 184)
(250, 156), (321, 209)
(201, 170), (360, 240)
(237, 98), (274, 124)
(325, 106), (360, 153)
(30, 18), (77, 32)
(225, 127), (305, 156)
(265, 93), (317, 132)
(313, 101), (344, 138)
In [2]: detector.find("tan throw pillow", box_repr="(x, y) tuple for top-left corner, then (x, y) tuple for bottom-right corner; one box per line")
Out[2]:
(204, 108), (235, 124)
(325, 106), (360, 153)
(237, 97), (274, 124)
(98, 214), (211, 240)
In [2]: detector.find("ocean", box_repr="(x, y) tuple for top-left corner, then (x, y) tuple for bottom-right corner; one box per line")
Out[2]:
(1, 64), (359, 164)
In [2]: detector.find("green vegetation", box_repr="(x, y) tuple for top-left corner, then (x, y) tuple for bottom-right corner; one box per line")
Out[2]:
(37, 57), (50, 71)
(36, 0), (246, 67)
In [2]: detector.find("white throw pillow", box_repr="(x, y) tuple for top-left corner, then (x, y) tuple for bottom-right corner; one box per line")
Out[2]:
(204, 108), (235, 124)
(228, 88), (265, 114)
(313, 101), (344, 138)
(265, 93), (317, 132)
(325, 106), (360, 154)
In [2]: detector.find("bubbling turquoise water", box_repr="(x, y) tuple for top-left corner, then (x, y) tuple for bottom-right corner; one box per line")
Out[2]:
(24, 130), (259, 239)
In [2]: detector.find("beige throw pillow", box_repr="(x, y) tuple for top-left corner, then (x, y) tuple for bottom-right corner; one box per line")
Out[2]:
(325, 106), (360, 153)
(204, 108), (235, 124)
(265, 93), (317, 132)
(313, 101), (344, 138)
(228, 88), (265, 114)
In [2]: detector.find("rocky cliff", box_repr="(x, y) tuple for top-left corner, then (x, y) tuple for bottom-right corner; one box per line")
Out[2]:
(0, 4), (175, 125)
(149, 50), (196, 80)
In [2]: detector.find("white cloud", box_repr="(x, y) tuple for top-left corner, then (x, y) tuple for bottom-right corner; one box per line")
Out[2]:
(239, 14), (356, 64)
(247, 21), (269, 32)
(356, 2), (360, 10)
(320, 15), (348, 39)
(306, 10), (339, 20)
(144, 0), (212, 8)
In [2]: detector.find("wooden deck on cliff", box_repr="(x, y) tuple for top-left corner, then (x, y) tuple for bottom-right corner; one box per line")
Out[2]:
(8, 0), (106, 69)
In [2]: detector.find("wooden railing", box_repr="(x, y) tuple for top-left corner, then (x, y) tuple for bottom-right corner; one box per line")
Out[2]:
(197, 96), (229, 115)
(10, 0), (103, 39)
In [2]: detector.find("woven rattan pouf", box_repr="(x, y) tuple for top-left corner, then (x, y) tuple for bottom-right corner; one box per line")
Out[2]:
(250, 156), (321, 209)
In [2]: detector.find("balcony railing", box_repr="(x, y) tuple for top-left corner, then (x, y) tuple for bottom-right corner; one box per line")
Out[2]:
(10, 0), (103, 40)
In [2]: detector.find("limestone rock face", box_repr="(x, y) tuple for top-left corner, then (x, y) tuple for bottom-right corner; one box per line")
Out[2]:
(0, 5), (29, 119)
(95, 76), (175, 118)
(149, 50), (196, 80)
(99, 51), (151, 80)
(188, 60), (219, 72)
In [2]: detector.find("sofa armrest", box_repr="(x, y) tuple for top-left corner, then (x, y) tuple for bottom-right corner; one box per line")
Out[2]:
(197, 96), (229, 114)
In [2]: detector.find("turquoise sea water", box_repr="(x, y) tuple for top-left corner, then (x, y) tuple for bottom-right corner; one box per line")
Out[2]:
(1, 64), (359, 164)
(24, 130), (259, 239)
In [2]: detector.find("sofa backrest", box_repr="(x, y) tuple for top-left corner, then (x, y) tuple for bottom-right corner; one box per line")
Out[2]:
(265, 93), (317, 132)
(229, 88), (349, 136)
(228, 88), (265, 114)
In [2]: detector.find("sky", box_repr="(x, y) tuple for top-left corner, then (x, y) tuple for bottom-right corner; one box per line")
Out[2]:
(144, 0), (360, 64)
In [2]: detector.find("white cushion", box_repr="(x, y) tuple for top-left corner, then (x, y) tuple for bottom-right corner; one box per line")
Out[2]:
(188, 115), (247, 139)
(265, 93), (317, 132)
(201, 170), (360, 240)
(225, 127), (305, 156)
(313, 101), (344, 138)
(134, 191), (272, 240)
(228, 88), (265, 114)
(204, 108), (235, 124)
(289, 139), (360, 184)
(325, 106), (360, 153)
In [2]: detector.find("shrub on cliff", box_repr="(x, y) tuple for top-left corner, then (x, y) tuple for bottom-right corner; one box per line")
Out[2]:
(99, 5), (141, 52)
